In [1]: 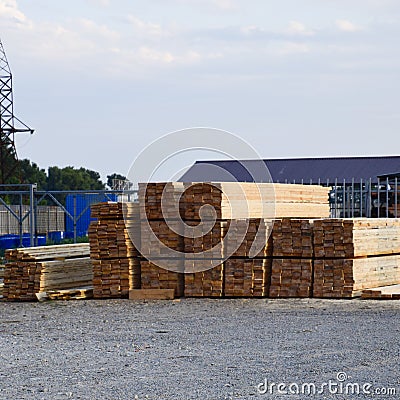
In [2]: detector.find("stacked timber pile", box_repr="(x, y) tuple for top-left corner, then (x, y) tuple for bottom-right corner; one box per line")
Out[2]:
(223, 219), (273, 297)
(139, 182), (330, 297)
(182, 182), (330, 220)
(269, 219), (314, 298)
(3, 244), (91, 301)
(138, 183), (186, 297)
(313, 219), (400, 298)
(361, 284), (400, 300)
(89, 202), (140, 299)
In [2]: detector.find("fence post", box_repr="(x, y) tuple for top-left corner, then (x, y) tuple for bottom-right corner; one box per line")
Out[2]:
(29, 184), (36, 247)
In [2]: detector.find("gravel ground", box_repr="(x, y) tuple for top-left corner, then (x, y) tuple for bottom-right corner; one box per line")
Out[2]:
(1, 298), (400, 400)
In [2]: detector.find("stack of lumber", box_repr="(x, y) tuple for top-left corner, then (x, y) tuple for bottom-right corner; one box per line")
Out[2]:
(138, 182), (330, 297)
(223, 219), (273, 297)
(313, 219), (400, 258)
(361, 284), (400, 300)
(138, 184), (185, 296)
(270, 259), (313, 298)
(313, 219), (400, 298)
(269, 219), (314, 298)
(182, 182), (330, 220)
(3, 244), (91, 301)
(140, 219), (184, 256)
(89, 202), (141, 299)
(140, 260), (184, 297)
(224, 258), (271, 297)
(138, 182), (185, 220)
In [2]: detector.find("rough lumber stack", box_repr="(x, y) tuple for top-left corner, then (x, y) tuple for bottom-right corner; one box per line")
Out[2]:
(140, 260), (184, 297)
(270, 259), (313, 298)
(89, 202), (141, 299)
(272, 219), (313, 258)
(92, 257), (140, 298)
(138, 182), (330, 297)
(140, 220), (184, 256)
(224, 258), (271, 297)
(138, 184), (185, 294)
(314, 256), (400, 298)
(268, 219), (314, 298)
(313, 218), (400, 298)
(223, 219), (273, 297)
(182, 182), (330, 220)
(3, 244), (91, 301)
(184, 259), (224, 297)
(314, 218), (400, 258)
(361, 284), (400, 300)
(138, 182), (185, 220)
(225, 219), (273, 258)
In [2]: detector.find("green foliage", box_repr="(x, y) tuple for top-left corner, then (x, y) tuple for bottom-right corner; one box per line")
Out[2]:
(46, 166), (105, 191)
(19, 159), (47, 190)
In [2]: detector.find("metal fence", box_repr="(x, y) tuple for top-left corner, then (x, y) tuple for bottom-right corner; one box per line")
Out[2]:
(275, 177), (400, 218)
(0, 178), (399, 248)
(0, 184), (138, 248)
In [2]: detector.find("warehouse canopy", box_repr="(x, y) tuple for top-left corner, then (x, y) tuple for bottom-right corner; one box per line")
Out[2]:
(179, 156), (400, 183)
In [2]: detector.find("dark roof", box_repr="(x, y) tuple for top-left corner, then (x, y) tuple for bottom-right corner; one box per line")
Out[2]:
(179, 156), (400, 184)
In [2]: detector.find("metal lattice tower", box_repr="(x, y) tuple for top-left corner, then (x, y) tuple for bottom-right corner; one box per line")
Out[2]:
(0, 39), (34, 183)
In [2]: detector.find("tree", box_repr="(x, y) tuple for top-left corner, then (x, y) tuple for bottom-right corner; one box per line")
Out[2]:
(106, 173), (127, 189)
(19, 159), (47, 190)
(46, 166), (105, 191)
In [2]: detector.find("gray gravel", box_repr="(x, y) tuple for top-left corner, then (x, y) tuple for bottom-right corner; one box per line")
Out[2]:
(1, 298), (400, 400)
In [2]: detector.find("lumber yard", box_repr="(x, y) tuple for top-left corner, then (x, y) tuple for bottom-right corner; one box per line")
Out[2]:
(2, 181), (400, 302)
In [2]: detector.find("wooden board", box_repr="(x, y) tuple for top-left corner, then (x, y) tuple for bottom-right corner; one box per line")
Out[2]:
(129, 289), (175, 300)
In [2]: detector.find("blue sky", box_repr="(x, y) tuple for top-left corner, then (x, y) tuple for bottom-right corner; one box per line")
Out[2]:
(1, 0), (400, 181)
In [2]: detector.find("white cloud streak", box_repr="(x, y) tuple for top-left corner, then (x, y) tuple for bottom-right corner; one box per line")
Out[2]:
(336, 19), (362, 32)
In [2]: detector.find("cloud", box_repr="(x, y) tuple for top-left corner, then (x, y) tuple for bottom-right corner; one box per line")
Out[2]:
(79, 18), (120, 41)
(173, 0), (238, 11)
(287, 21), (315, 36)
(336, 19), (362, 32)
(212, 0), (237, 10)
(86, 0), (110, 6)
(127, 15), (167, 38)
(279, 42), (310, 55)
(0, 0), (28, 24)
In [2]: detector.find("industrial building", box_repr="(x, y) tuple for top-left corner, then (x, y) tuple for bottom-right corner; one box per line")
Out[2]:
(180, 156), (400, 218)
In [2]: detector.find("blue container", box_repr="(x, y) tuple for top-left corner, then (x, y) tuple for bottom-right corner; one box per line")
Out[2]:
(65, 193), (118, 237)
(48, 231), (64, 244)
(22, 234), (46, 247)
(0, 234), (46, 249)
(0, 235), (19, 250)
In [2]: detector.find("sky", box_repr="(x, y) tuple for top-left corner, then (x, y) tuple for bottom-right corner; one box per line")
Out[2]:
(1, 0), (400, 182)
